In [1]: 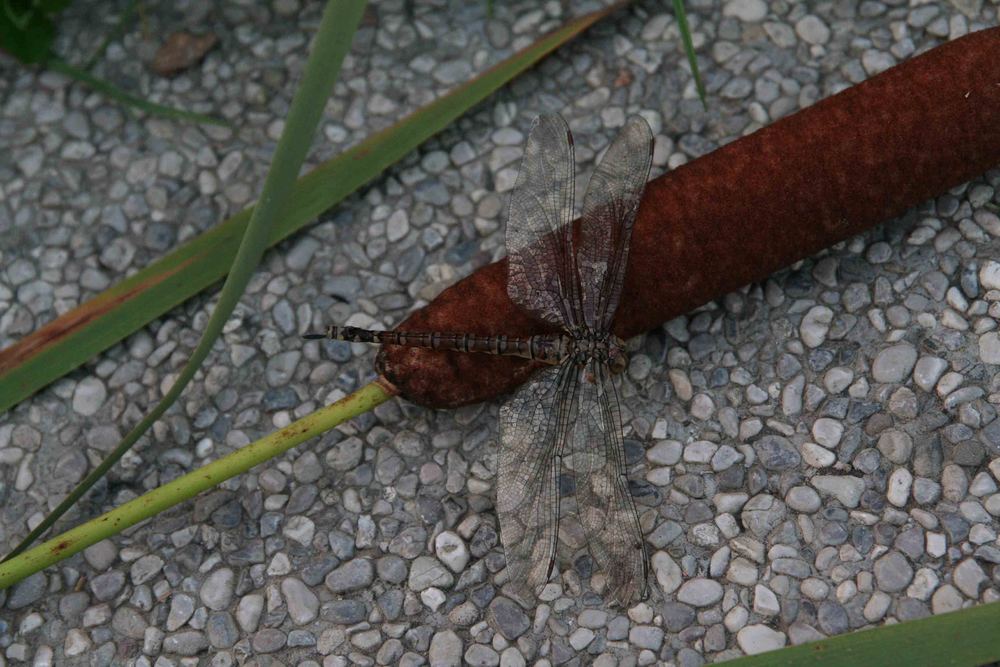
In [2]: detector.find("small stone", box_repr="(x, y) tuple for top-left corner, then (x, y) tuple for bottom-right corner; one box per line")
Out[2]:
(281, 578), (319, 625)
(932, 584), (964, 614)
(83, 540), (118, 571)
(864, 591), (891, 621)
(676, 578), (724, 607)
(434, 531), (470, 573)
(90, 571), (125, 601)
(873, 551), (913, 593)
(6, 572), (47, 609)
(205, 612), (239, 649)
(167, 593), (196, 631)
(913, 356), (948, 392)
(811, 475), (865, 508)
(753, 584), (780, 615)
(801, 442), (836, 468)
(200, 568), (235, 611)
(325, 559), (374, 593)
(824, 367), (854, 393)
(887, 468), (913, 507)
(629, 625), (665, 650)
(489, 596), (530, 640)
(800, 306), (834, 348)
(979, 260), (1000, 290)
(812, 418), (844, 448)
(877, 430), (913, 464)
(652, 551), (682, 594)
(795, 15), (830, 44)
(755, 435), (801, 470)
(236, 594), (263, 632)
(741, 494), (787, 537)
(408, 556), (453, 591)
(130, 554), (163, 585)
(72, 377), (107, 416)
(429, 630), (463, 667)
(872, 344), (918, 383)
(979, 332), (1000, 364)
(569, 627), (596, 650)
(817, 600), (849, 634)
(163, 630), (210, 656)
(953, 558), (987, 598)
(464, 644), (500, 666)
(785, 486), (821, 513)
(736, 625), (786, 655)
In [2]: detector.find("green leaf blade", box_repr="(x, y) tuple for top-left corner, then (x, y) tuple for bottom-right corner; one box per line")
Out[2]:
(0, 0), (631, 415)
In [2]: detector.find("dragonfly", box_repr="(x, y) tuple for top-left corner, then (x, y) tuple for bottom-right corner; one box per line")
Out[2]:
(305, 114), (654, 605)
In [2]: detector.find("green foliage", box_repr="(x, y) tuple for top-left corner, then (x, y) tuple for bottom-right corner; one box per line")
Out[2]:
(0, 0), (71, 63)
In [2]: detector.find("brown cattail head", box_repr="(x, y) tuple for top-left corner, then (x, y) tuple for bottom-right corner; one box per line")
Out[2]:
(379, 27), (1000, 409)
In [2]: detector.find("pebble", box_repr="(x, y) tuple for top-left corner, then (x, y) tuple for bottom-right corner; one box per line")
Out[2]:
(913, 356), (948, 391)
(430, 630), (463, 667)
(200, 568), (235, 611)
(6, 572), (47, 610)
(737, 625), (787, 654)
(795, 15), (831, 45)
(5, 7), (1000, 666)
(72, 377), (107, 416)
(785, 486), (821, 513)
(800, 306), (834, 347)
(676, 578), (724, 607)
(877, 430), (913, 464)
(953, 558), (987, 598)
(652, 551), (683, 594)
(873, 551), (913, 593)
(871, 343), (918, 383)
(434, 531), (470, 572)
(979, 332), (1000, 364)
(979, 260), (1000, 289)
(281, 578), (319, 625)
(812, 418), (844, 448)
(408, 556), (453, 591)
(811, 475), (865, 508)
(723, 0), (767, 22)
(887, 468), (913, 507)
(326, 559), (375, 593)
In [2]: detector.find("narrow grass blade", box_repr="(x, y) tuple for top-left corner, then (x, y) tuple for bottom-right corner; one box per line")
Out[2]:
(45, 57), (228, 127)
(82, 0), (141, 70)
(0, 380), (395, 590)
(719, 601), (1000, 666)
(1, 0), (368, 561)
(0, 0), (630, 415)
(673, 0), (706, 108)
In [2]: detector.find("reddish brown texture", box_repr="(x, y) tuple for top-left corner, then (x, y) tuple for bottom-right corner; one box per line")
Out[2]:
(380, 27), (1000, 409)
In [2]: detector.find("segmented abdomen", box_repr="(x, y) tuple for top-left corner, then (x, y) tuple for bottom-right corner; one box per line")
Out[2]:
(321, 325), (566, 364)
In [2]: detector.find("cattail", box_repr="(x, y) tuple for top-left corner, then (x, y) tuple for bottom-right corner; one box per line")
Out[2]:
(379, 27), (1000, 409)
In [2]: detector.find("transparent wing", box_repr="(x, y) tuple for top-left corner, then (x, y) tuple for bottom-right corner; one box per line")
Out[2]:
(578, 116), (653, 332)
(570, 360), (647, 605)
(506, 114), (582, 328)
(497, 363), (579, 595)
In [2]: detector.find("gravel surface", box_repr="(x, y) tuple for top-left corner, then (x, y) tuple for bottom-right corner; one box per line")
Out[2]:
(2, 1), (1000, 665)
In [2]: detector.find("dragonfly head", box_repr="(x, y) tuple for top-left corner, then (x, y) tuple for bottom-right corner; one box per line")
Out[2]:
(607, 335), (628, 375)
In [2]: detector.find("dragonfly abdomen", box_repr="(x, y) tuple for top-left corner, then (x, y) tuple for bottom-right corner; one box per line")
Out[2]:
(305, 326), (569, 364)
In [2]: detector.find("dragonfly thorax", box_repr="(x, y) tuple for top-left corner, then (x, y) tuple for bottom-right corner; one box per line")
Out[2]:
(567, 330), (628, 373)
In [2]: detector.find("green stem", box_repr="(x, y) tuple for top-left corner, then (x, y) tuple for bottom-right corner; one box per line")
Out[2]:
(45, 56), (228, 127)
(83, 0), (143, 70)
(0, 380), (394, 590)
(673, 0), (706, 109)
(1, 0), (367, 563)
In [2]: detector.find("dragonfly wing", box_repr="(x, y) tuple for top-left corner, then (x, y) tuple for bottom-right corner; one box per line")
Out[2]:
(506, 114), (582, 328)
(570, 360), (648, 605)
(498, 363), (579, 595)
(578, 116), (653, 332)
